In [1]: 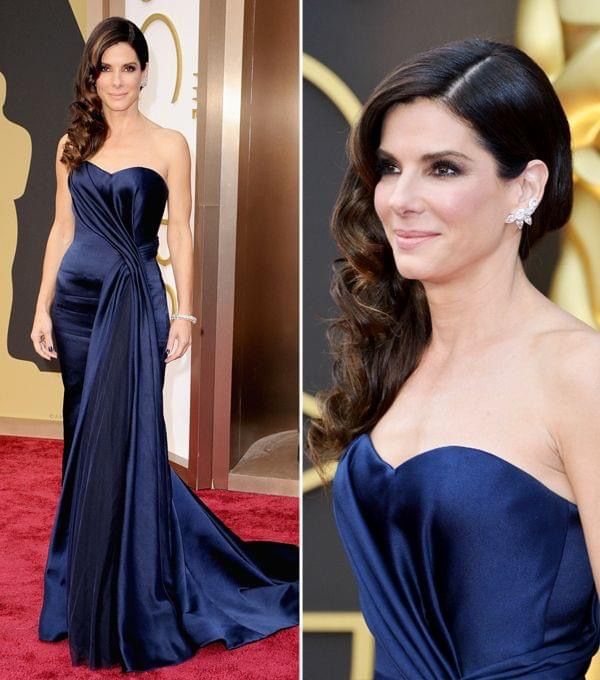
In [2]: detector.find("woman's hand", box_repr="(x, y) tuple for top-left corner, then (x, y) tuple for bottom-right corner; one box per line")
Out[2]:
(31, 310), (58, 360)
(164, 318), (192, 363)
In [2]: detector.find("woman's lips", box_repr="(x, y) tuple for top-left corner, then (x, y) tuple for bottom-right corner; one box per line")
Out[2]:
(394, 231), (440, 251)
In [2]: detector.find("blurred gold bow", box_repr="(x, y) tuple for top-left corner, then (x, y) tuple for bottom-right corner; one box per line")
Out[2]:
(517, 0), (600, 328)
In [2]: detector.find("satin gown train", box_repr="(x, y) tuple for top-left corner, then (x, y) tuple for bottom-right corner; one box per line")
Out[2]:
(38, 160), (298, 672)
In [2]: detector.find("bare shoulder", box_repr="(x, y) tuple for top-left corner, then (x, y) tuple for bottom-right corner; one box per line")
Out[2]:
(56, 132), (70, 158)
(154, 126), (185, 142)
(550, 326), (600, 395)
(55, 133), (71, 175)
(154, 127), (189, 157)
(532, 302), (600, 451)
(138, 116), (188, 157)
(534, 301), (600, 383)
(151, 128), (190, 176)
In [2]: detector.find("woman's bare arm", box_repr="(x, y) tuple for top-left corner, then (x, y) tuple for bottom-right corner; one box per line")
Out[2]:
(163, 129), (194, 364)
(551, 330), (600, 597)
(31, 134), (75, 360)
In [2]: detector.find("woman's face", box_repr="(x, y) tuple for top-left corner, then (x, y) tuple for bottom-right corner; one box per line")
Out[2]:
(373, 98), (520, 283)
(94, 42), (146, 111)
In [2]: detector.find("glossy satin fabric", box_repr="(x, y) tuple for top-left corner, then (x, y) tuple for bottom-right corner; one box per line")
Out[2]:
(333, 433), (600, 679)
(38, 161), (298, 671)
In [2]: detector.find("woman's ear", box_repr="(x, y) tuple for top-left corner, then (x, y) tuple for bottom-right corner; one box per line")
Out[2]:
(516, 159), (549, 207)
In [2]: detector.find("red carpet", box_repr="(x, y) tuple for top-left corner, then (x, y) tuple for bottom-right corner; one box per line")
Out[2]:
(0, 435), (298, 679)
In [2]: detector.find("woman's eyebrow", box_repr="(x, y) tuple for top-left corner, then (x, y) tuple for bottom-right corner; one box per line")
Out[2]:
(376, 148), (474, 163)
(421, 150), (473, 162)
(375, 148), (396, 160)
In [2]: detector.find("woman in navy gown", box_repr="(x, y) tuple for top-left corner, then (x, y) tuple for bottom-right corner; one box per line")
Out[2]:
(31, 17), (298, 672)
(307, 38), (600, 679)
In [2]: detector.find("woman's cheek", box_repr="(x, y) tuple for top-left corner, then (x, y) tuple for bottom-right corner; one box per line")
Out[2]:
(431, 185), (479, 226)
(373, 182), (390, 224)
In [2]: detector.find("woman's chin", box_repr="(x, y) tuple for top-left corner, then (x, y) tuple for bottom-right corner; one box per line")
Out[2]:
(393, 257), (434, 282)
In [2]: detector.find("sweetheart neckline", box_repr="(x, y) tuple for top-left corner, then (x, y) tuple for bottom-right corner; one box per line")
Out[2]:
(362, 432), (578, 508)
(83, 160), (169, 190)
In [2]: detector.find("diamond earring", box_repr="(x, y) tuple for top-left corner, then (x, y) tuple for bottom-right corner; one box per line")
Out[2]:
(506, 197), (538, 230)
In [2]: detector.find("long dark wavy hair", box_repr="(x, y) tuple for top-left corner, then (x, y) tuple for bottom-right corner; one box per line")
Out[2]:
(306, 37), (573, 479)
(61, 17), (148, 171)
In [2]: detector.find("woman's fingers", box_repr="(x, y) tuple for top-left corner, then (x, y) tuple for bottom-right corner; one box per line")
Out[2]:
(31, 327), (57, 360)
(164, 336), (179, 363)
(164, 334), (192, 363)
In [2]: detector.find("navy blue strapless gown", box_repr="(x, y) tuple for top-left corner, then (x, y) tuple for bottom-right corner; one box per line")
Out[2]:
(38, 160), (298, 672)
(333, 433), (600, 679)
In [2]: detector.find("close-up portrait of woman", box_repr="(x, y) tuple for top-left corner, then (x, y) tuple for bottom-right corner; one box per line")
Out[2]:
(305, 16), (600, 680)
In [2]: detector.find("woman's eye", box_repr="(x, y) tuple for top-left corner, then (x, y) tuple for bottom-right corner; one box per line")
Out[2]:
(432, 161), (460, 177)
(99, 65), (136, 72)
(375, 160), (399, 176)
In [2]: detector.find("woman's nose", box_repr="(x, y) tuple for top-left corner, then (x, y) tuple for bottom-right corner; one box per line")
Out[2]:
(387, 172), (424, 215)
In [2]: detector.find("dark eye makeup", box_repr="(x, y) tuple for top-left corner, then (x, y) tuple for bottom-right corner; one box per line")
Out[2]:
(374, 153), (462, 178)
(431, 160), (461, 176)
(374, 158), (399, 175)
(99, 64), (137, 72)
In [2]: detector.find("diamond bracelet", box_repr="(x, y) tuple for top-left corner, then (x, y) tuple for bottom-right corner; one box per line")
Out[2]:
(170, 313), (197, 324)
